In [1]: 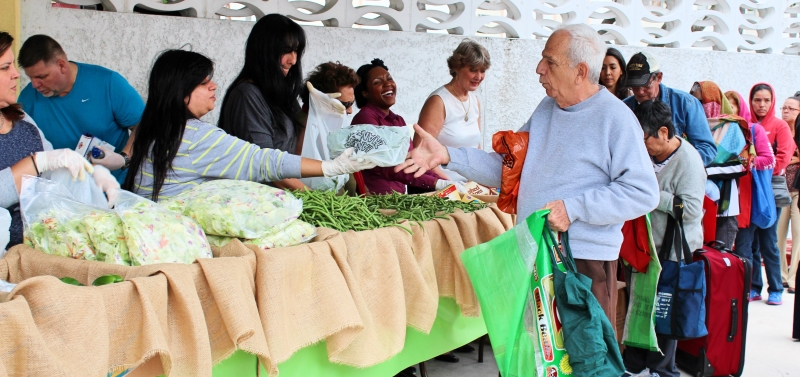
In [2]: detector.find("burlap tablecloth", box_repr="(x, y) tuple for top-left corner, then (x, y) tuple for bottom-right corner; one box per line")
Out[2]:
(0, 204), (513, 377)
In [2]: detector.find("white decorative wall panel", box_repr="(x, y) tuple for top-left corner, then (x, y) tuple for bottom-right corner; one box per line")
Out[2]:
(51, 0), (800, 54)
(20, 0), (800, 149)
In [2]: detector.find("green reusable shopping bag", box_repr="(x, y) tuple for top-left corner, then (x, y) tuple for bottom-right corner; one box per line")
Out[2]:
(461, 210), (571, 377)
(541, 220), (625, 377)
(622, 215), (662, 352)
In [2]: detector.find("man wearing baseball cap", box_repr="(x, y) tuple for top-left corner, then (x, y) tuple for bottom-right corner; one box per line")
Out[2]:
(623, 52), (716, 166)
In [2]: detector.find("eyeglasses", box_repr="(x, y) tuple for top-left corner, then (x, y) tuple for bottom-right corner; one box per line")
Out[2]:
(781, 106), (800, 112)
(339, 100), (354, 110)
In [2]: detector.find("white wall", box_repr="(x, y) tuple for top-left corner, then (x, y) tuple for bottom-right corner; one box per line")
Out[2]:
(20, 2), (800, 147)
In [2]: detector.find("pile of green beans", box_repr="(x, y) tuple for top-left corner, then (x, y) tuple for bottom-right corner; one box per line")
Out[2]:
(292, 191), (488, 233)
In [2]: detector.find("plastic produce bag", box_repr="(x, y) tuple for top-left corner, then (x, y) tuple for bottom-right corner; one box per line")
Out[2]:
(461, 209), (570, 377)
(82, 210), (131, 265)
(300, 82), (349, 191)
(115, 190), (211, 265)
(20, 175), (97, 260)
(205, 220), (316, 250)
(492, 131), (529, 214)
(19, 175), (129, 264)
(161, 180), (302, 239)
(42, 168), (108, 208)
(0, 207), (10, 258)
(328, 124), (413, 167)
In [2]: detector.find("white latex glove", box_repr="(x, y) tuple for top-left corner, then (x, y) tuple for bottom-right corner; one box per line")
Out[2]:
(92, 165), (120, 208)
(35, 149), (94, 181)
(307, 82), (347, 115)
(321, 148), (377, 177)
(435, 180), (467, 194)
(89, 146), (126, 171)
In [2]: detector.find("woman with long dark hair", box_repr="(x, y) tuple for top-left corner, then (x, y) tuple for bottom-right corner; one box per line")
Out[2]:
(123, 50), (374, 202)
(600, 47), (629, 100)
(218, 14), (307, 190)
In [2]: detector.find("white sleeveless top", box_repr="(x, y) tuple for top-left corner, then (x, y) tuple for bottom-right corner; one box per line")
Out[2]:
(429, 86), (481, 149)
(428, 86), (482, 181)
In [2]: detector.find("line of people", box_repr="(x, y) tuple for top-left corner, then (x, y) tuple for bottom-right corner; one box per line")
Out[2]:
(601, 47), (799, 376)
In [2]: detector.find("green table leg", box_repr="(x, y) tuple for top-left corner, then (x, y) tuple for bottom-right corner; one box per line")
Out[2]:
(212, 298), (488, 377)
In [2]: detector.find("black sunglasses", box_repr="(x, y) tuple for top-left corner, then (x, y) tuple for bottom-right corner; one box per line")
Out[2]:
(339, 99), (354, 110)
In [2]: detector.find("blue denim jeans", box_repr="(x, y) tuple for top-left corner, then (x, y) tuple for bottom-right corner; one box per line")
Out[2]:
(735, 207), (784, 294)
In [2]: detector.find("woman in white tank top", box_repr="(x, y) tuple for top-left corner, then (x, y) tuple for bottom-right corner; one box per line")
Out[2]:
(417, 39), (490, 182)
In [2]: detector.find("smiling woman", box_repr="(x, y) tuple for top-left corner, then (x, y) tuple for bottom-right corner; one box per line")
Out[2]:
(350, 58), (447, 195)
(416, 39), (489, 183)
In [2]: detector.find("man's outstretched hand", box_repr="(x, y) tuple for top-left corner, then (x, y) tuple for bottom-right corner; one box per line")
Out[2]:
(394, 124), (450, 178)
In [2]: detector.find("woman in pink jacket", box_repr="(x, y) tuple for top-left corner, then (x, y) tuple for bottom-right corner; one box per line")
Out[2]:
(735, 83), (795, 306)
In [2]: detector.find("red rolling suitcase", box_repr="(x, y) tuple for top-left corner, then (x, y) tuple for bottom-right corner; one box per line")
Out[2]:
(676, 241), (751, 377)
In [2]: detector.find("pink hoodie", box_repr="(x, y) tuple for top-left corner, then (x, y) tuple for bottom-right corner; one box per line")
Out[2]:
(749, 82), (796, 175)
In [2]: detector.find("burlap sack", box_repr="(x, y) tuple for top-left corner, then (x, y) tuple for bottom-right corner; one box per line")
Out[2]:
(0, 204), (513, 376)
(0, 246), (268, 377)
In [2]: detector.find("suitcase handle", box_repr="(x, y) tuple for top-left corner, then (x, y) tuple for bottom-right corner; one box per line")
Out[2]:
(728, 298), (738, 342)
(706, 240), (727, 251)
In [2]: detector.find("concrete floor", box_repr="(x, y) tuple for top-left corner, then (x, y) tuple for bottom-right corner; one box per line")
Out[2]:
(422, 268), (799, 377)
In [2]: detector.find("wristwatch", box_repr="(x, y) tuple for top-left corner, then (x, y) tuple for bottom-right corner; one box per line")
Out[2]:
(120, 152), (131, 169)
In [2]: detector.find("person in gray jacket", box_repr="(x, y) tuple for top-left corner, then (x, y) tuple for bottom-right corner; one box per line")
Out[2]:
(395, 24), (660, 322)
(622, 100), (706, 377)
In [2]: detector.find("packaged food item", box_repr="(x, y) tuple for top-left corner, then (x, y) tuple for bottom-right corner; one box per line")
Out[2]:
(162, 180), (302, 239)
(463, 181), (498, 196)
(205, 220), (317, 250)
(328, 124), (413, 167)
(433, 184), (462, 201)
(492, 131), (530, 214)
(460, 194), (484, 204)
(248, 220), (316, 250)
(82, 211), (131, 265)
(115, 191), (211, 265)
(25, 210), (95, 260)
(20, 175), (98, 260)
(206, 234), (234, 248)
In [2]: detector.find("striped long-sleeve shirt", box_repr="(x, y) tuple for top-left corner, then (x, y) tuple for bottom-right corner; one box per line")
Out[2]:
(132, 119), (302, 201)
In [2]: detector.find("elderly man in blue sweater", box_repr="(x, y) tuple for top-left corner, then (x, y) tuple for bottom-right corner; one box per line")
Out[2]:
(396, 24), (659, 322)
(623, 52), (717, 166)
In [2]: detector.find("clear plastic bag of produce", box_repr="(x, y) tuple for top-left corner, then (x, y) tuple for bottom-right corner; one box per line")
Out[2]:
(300, 82), (349, 192)
(115, 190), (211, 265)
(42, 168), (108, 208)
(83, 210), (131, 265)
(327, 124), (413, 167)
(161, 180), (303, 239)
(20, 175), (98, 260)
(205, 220), (316, 251)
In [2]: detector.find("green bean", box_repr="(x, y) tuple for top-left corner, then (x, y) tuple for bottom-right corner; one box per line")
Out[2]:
(291, 190), (488, 233)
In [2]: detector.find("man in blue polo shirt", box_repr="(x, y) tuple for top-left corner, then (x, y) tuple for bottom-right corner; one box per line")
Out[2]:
(623, 52), (716, 166)
(17, 35), (144, 183)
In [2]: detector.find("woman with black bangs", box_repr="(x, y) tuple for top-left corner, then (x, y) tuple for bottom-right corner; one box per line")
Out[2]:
(219, 14), (308, 191)
(123, 50), (374, 202)
(600, 47), (630, 100)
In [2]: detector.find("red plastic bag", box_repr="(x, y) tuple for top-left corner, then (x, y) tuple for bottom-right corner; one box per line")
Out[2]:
(492, 131), (529, 214)
(620, 216), (652, 273)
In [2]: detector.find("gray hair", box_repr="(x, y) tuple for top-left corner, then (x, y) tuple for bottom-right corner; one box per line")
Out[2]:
(447, 39), (491, 77)
(554, 24), (606, 83)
